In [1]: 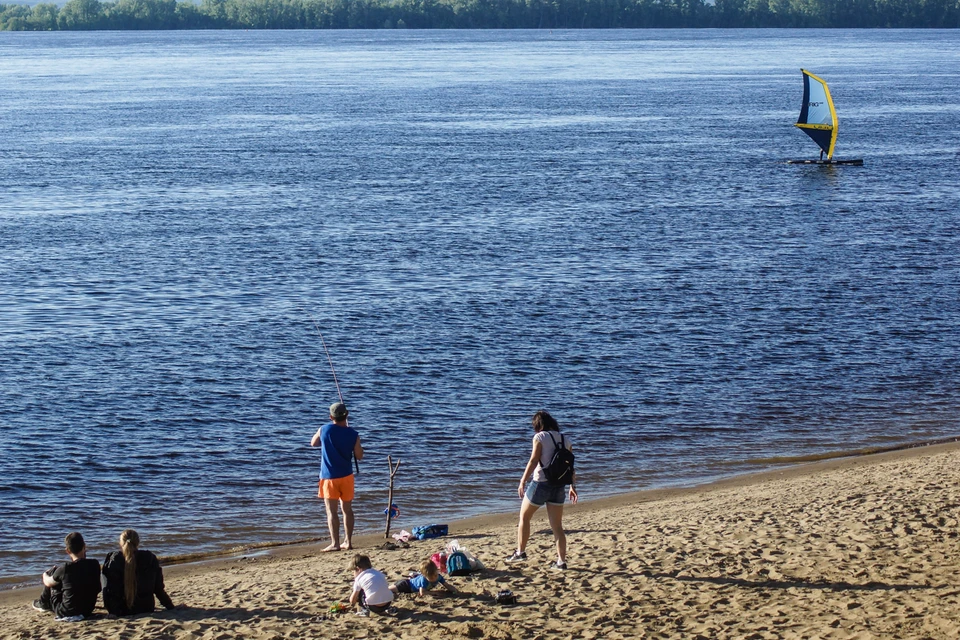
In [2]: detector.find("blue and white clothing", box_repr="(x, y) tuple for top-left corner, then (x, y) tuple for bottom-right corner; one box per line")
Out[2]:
(409, 573), (445, 591)
(393, 573), (446, 594)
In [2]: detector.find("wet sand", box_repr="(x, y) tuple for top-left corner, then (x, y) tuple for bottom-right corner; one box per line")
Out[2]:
(4, 440), (960, 639)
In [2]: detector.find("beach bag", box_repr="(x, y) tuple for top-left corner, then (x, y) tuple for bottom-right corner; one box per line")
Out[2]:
(430, 552), (447, 574)
(412, 524), (448, 540)
(446, 551), (471, 576)
(463, 549), (484, 572)
(444, 540), (483, 573)
(541, 433), (575, 486)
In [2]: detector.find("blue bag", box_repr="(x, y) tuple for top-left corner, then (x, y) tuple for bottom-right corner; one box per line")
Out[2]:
(411, 524), (448, 540)
(446, 550), (471, 576)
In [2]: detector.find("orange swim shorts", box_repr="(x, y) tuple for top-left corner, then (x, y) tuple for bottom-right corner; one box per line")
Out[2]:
(318, 475), (355, 501)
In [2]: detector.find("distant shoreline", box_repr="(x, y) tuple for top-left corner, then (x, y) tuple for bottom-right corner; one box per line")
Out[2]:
(2, 0), (960, 33)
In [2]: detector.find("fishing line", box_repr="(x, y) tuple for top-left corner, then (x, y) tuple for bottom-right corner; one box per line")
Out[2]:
(303, 309), (360, 474)
(307, 313), (344, 406)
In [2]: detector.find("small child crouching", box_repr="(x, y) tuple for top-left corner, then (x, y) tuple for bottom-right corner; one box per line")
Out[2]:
(349, 554), (396, 616)
(390, 559), (458, 598)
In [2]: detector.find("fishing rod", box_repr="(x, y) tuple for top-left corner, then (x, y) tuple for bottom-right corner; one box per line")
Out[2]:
(305, 311), (360, 475)
(309, 316), (344, 406)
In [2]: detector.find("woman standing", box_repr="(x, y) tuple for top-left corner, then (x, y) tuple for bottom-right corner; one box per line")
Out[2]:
(101, 529), (176, 616)
(506, 410), (577, 569)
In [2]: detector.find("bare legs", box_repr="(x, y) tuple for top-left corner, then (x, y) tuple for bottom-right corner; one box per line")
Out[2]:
(516, 499), (566, 562)
(515, 498), (539, 554)
(546, 502), (567, 563)
(323, 498), (355, 551)
(341, 500), (355, 550)
(323, 498), (340, 551)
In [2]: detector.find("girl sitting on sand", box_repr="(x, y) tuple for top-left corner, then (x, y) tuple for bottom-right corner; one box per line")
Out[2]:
(506, 409), (578, 569)
(389, 559), (458, 597)
(101, 529), (176, 616)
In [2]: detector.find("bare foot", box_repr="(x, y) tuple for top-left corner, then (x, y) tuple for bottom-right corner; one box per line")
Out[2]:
(343, 543), (354, 550)
(322, 544), (341, 552)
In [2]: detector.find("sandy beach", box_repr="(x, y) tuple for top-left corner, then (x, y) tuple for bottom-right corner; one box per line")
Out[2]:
(4, 441), (960, 639)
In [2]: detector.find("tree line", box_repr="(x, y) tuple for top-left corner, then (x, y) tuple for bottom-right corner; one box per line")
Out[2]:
(1, 0), (959, 30)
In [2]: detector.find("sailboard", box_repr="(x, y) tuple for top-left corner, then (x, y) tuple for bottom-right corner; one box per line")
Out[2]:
(787, 69), (863, 166)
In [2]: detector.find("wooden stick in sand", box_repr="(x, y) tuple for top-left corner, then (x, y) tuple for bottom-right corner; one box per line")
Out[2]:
(385, 455), (401, 538)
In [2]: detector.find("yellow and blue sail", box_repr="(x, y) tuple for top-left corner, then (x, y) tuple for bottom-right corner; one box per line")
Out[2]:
(795, 69), (838, 159)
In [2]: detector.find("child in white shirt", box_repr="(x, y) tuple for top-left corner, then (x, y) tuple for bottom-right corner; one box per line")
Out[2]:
(348, 554), (396, 616)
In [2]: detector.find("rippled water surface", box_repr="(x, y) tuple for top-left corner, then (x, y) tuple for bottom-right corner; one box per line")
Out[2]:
(1, 29), (959, 580)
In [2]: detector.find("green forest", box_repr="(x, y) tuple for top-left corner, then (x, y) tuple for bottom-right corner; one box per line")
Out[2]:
(1, 0), (959, 30)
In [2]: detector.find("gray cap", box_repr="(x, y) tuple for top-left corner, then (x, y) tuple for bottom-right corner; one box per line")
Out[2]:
(329, 402), (348, 420)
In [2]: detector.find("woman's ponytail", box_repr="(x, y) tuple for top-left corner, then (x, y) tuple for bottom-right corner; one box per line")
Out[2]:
(120, 529), (140, 609)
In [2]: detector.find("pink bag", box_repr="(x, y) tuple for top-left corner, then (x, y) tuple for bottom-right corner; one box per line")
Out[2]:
(430, 552), (447, 574)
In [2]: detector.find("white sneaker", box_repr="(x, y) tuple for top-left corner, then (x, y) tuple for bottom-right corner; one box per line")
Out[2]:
(505, 550), (527, 563)
(55, 615), (84, 622)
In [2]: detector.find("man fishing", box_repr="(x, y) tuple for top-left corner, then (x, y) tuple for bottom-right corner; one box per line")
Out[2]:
(311, 402), (363, 552)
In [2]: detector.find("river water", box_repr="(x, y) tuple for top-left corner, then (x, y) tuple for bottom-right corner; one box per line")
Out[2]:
(1, 29), (959, 581)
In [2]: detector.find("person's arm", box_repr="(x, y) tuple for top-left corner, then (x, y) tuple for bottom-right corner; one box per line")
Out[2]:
(517, 438), (543, 499)
(349, 585), (361, 606)
(353, 435), (363, 463)
(101, 554), (122, 615)
(310, 428), (322, 447)
(568, 441), (578, 503)
(153, 557), (175, 610)
(42, 566), (61, 588)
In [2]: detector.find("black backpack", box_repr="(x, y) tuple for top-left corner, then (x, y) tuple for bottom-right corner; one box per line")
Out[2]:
(541, 432), (575, 486)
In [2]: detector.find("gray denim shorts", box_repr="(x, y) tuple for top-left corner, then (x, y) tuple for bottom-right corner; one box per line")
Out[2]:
(525, 481), (566, 506)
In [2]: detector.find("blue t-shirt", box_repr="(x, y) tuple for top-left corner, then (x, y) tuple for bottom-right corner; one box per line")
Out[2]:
(318, 422), (359, 480)
(409, 573), (445, 591)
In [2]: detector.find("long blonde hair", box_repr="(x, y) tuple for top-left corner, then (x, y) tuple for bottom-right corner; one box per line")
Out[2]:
(120, 529), (140, 609)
